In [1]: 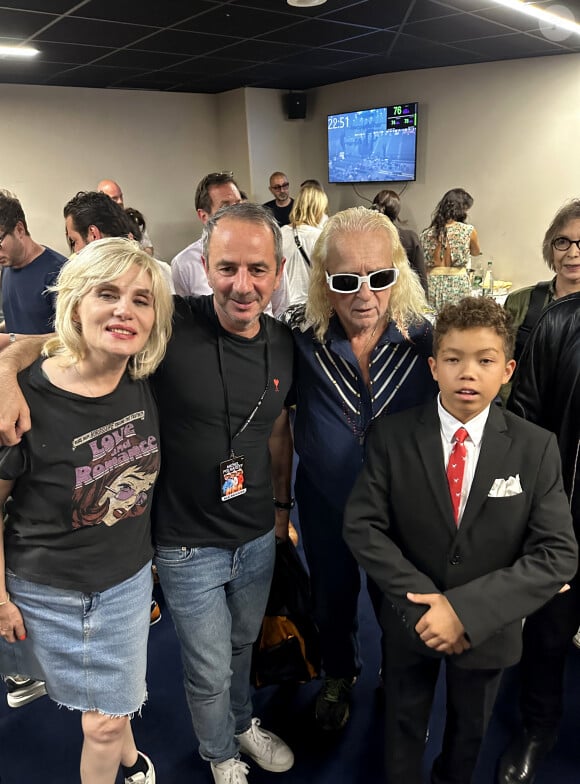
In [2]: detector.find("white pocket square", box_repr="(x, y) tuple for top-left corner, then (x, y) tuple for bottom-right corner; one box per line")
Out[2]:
(488, 474), (523, 498)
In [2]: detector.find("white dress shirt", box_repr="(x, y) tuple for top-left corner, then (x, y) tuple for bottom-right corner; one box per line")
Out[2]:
(437, 395), (491, 525)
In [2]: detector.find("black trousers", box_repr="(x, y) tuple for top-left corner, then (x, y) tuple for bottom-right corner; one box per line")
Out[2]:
(518, 573), (580, 733)
(382, 645), (502, 784)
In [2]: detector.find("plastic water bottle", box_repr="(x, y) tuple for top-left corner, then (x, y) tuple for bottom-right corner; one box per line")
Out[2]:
(482, 260), (494, 297)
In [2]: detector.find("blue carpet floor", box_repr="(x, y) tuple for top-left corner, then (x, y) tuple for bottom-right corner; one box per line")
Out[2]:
(2, 573), (580, 783)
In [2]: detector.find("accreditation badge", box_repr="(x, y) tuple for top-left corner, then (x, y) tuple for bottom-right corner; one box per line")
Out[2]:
(220, 455), (246, 502)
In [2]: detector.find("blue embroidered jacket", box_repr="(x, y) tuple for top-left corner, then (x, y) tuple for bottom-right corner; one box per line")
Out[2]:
(286, 305), (438, 510)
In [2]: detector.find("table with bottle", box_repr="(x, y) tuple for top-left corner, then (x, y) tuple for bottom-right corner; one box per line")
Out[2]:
(469, 258), (511, 305)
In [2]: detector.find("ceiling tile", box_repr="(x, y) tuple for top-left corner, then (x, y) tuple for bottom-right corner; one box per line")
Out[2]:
(32, 41), (115, 65)
(323, 0), (411, 29)
(97, 49), (192, 70)
(262, 18), (376, 47)
(70, 0), (220, 27)
(0, 1), (76, 11)
(463, 31), (571, 57)
(326, 29), (398, 55)
(130, 28), (234, 55)
(209, 39), (305, 62)
(35, 17), (155, 48)
(405, 12), (515, 43)
(0, 9), (56, 38)
(176, 6), (298, 38)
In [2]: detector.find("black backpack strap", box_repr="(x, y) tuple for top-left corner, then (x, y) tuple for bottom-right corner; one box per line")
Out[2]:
(514, 281), (551, 362)
(293, 229), (311, 267)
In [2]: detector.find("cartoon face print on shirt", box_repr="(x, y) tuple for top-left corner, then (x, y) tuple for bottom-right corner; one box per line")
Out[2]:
(98, 465), (156, 527)
(71, 413), (159, 529)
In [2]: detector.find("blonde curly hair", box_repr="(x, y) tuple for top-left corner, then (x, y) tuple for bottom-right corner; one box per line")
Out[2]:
(306, 207), (428, 342)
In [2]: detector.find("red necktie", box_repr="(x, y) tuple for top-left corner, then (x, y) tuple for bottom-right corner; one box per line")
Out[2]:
(446, 427), (468, 525)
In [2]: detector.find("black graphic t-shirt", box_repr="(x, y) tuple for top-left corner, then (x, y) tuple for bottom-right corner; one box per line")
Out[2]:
(0, 359), (160, 592)
(151, 295), (294, 549)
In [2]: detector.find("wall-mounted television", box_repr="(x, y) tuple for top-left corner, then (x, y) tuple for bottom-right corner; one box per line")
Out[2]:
(327, 102), (418, 184)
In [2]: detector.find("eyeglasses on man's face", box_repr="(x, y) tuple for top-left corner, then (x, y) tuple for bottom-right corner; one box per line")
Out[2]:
(0, 231), (9, 249)
(325, 267), (399, 294)
(271, 182), (289, 191)
(552, 237), (580, 252)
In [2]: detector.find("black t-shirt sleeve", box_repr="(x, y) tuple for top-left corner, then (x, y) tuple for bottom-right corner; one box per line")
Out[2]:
(0, 444), (27, 480)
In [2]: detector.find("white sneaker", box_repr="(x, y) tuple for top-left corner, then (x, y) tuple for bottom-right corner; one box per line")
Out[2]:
(236, 718), (294, 772)
(574, 628), (580, 649)
(124, 751), (156, 783)
(210, 757), (250, 784)
(4, 675), (47, 708)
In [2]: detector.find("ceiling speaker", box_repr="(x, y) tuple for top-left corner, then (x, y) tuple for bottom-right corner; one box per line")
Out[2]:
(285, 93), (307, 120)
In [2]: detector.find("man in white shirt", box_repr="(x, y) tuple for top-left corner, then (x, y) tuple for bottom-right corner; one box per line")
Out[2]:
(172, 172), (288, 316)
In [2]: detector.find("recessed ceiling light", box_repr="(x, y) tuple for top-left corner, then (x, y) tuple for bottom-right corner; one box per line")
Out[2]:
(491, 0), (580, 36)
(287, 0), (328, 7)
(0, 45), (39, 58)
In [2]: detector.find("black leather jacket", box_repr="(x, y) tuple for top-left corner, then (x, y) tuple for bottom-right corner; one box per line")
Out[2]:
(508, 293), (580, 522)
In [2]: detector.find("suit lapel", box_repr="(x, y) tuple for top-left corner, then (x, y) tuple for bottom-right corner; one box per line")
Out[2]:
(415, 402), (457, 531)
(460, 404), (511, 529)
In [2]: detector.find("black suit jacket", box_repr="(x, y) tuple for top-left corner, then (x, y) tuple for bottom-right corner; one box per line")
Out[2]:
(343, 401), (577, 669)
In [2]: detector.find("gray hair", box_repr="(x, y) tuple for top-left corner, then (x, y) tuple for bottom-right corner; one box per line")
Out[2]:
(201, 202), (283, 272)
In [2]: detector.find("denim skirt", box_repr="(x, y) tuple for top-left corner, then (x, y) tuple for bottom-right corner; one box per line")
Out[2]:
(0, 560), (152, 716)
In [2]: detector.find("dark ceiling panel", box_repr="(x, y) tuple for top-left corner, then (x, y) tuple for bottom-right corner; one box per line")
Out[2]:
(406, 13), (516, 43)
(35, 17), (154, 48)
(96, 49), (192, 70)
(322, 0), (411, 29)
(130, 29), (235, 55)
(463, 32), (569, 57)
(0, 9), (56, 37)
(164, 56), (256, 76)
(326, 30), (399, 55)
(231, 0), (363, 14)
(70, 0), (220, 27)
(209, 39), (305, 62)
(0, 0), (77, 11)
(262, 18), (374, 47)
(0, 0), (577, 93)
(31, 41), (115, 65)
(275, 46), (373, 67)
(176, 5), (299, 38)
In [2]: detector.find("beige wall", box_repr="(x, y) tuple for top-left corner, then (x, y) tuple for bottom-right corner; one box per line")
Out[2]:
(2, 52), (579, 287)
(302, 53), (580, 288)
(0, 84), (219, 261)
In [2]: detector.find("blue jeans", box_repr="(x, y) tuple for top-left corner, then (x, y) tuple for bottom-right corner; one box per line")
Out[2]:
(154, 529), (275, 763)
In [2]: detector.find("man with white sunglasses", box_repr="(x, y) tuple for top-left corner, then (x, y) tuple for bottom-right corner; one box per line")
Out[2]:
(283, 206), (437, 732)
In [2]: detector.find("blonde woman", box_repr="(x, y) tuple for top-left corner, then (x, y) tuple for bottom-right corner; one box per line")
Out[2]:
(280, 185), (329, 307)
(0, 238), (173, 784)
(283, 207), (437, 732)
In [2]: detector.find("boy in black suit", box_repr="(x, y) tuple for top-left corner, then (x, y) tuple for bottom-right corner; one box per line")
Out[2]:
(344, 297), (576, 784)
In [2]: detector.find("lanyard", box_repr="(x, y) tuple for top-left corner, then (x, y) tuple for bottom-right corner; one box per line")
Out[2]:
(216, 325), (270, 458)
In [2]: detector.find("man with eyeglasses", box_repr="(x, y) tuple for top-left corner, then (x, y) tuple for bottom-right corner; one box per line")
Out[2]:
(0, 190), (67, 345)
(263, 172), (294, 227)
(283, 206), (437, 732)
(172, 172), (288, 316)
